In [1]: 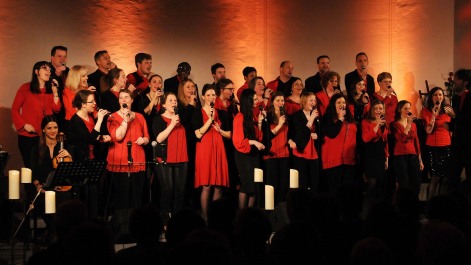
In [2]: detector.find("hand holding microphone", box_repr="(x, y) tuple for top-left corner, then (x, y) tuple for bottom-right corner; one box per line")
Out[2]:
(210, 101), (215, 123)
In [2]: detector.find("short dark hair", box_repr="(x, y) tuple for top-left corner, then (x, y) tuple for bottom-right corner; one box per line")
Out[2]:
(242, 67), (257, 77)
(355, 52), (368, 61)
(321, 71), (340, 89)
(215, 78), (234, 96)
(317, 55), (330, 64)
(135, 53), (152, 68)
(377, 72), (392, 83)
(211, 63), (225, 75)
(280, 61), (289, 67)
(51, 46), (67, 56)
(395, 100), (411, 121)
(455, 69), (471, 89)
(202, 83), (216, 96)
(94, 50), (108, 63)
(72, 90), (94, 109)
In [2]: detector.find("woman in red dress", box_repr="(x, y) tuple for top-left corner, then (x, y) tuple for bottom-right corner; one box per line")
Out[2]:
(192, 85), (230, 219)
(107, 88), (149, 211)
(152, 93), (188, 223)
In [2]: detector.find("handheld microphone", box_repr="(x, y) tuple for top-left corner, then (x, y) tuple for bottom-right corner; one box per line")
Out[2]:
(174, 106), (179, 115)
(379, 114), (386, 128)
(259, 104), (266, 121)
(435, 101), (440, 112)
(279, 106), (285, 116)
(210, 102), (215, 108)
(151, 141), (158, 163)
(122, 103), (130, 117)
(127, 141), (133, 165)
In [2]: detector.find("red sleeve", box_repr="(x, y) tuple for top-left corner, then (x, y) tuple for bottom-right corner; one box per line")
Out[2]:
(11, 84), (28, 131)
(413, 123), (421, 155)
(232, 114), (252, 153)
(266, 80), (278, 92)
(361, 120), (380, 143)
(393, 122), (415, 143)
(126, 73), (136, 86)
(107, 113), (124, 142)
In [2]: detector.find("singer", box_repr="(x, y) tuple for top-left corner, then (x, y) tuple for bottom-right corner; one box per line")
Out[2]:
(290, 92), (320, 192)
(233, 89), (265, 209)
(420, 87), (451, 199)
(284, 77), (304, 115)
(261, 91), (290, 204)
(62, 65), (97, 133)
(322, 94), (357, 194)
(152, 93), (188, 224)
(107, 89), (149, 211)
(391, 100), (424, 197)
(11, 61), (61, 172)
(362, 100), (388, 203)
(372, 72), (397, 125)
(250, 76), (270, 117)
(347, 79), (370, 123)
(192, 85), (230, 220)
(315, 71), (341, 117)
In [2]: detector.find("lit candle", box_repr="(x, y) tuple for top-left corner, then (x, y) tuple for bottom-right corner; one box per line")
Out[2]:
(45, 191), (56, 214)
(265, 185), (274, 210)
(8, 170), (20, 199)
(21, 167), (32, 183)
(254, 168), (263, 183)
(290, 169), (299, 188)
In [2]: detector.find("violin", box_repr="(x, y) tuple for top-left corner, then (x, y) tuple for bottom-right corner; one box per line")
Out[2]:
(52, 132), (72, 192)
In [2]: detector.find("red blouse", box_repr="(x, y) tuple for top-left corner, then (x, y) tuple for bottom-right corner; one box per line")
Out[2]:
(11, 83), (61, 137)
(63, 87), (77, 120)
(322, 122), (357, 169)
(106, 112), (149, 172)
(391, 121), (421, 156)
(315, 90), (330, 117)
(361, 119), (389, 157)
(284, 97), (301, 115)
(81, 115), (96, 160)
(232, 113), (263, 153)
(374, 93), (398, 125)
(421, 108), (451, 147)
(263, 123), (290, 160)
(159, 116), (188, 163)
(292, 125), (319, 160)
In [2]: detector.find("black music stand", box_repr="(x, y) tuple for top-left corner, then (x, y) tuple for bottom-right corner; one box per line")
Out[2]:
(43, 161), (107, 190)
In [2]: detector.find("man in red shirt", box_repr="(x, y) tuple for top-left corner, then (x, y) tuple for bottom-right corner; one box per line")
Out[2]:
(126, 53), (153, 94)
(266, 61), (295, 96)
(236, 66), (257, 100)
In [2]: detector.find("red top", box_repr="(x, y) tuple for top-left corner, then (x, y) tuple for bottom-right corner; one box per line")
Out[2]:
(421, 108), (451, 147)
(11, 82), (61, 137)
(266, 78), (279, 93)
(236, 82), (248, 100)
(374, 93), (398, 125)
(322, 122), (357, 169)
(391, 121), (421, 156)
(263, 123), (290, 160)
(232, 113), (262, 153)
(292, 125), (319, 160)
(315, 90), (330, 117)
(159, 116), (188, 163)
(63, 87), (77, 120)
(214, 96), (228, 111)
(361, 119), (389, 157)
(106, 112), (149, 172)
(284, 97), (301, 115)
(81, 115), (96, 160)
(126, 71), (149, 93)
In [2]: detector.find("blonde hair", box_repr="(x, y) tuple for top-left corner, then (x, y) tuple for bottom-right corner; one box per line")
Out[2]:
(177, 78), (195, 106)
(65, 65), (88, 91)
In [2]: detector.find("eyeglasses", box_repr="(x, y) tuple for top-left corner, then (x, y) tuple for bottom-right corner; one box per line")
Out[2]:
(40, 66), (51, 71)
(86, 101), (96, 104)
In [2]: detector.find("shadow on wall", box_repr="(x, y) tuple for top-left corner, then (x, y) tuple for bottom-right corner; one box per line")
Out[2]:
(0, 107), (21, 175)
(403, 72), (422, 115)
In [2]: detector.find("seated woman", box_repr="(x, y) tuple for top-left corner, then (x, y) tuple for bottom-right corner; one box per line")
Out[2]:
(31, 115), (73, 239)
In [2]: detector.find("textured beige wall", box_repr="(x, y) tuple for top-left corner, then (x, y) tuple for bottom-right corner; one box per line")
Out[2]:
(0, 0), (456, 171)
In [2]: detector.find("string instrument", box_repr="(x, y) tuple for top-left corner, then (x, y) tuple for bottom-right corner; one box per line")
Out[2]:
(52, 132), (72, 192)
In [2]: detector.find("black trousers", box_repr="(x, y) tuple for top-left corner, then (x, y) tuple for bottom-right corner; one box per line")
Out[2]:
(291, 156), (319, 193)
(155, 162), (187, 222)
(393, 154), (421, 196)
(264, 157), (290, 204)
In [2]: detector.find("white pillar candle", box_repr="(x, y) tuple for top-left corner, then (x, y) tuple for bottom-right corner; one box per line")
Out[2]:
(45, 191), (56, 214)
(289, 169), (299, 188)
(21, 167), (32, 183)
(8, 170), (20, 199)
(265, 185), (274, 210)
(254, 168), (263, 183)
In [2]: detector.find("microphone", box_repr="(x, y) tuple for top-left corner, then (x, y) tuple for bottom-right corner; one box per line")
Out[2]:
(127, 141), (133, 165)
(279, 106), (285, 117)
(434, 101), (440, 112)
(122, 103), (130, 117)
(151, 141), (158, 163)
(258, 104), (266, 121)
(51, 79), (59, 87)
(210, 101), (215, 122)
(379, 114), (386, 129)
(174, 106), (179, 115)
(97, 108), (111, 117)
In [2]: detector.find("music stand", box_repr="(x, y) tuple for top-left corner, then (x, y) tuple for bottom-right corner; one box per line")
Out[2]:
(43, 161), (107, 189)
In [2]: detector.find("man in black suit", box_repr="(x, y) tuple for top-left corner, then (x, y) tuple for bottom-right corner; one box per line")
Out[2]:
(344, 52), (375, 96)
(448, 69), (471, 195)
(305, 55), (330, 94)
(164, 62), (191, 95)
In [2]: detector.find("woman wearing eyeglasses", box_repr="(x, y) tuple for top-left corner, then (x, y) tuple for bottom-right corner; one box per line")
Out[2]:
(12, 61), (61, 171)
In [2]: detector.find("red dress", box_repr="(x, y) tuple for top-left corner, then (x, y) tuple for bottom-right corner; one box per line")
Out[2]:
(194, 109), (229, 188)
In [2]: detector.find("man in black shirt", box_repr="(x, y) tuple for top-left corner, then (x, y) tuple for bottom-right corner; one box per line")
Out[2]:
(305, 55), (330, 94)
